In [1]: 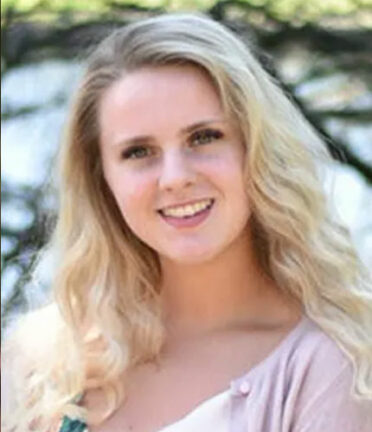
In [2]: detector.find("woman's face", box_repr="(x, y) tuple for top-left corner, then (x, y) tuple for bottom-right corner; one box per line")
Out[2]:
(99, 65), (251, 264)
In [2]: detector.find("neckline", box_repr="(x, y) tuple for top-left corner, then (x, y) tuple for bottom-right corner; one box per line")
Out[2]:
(77, 314), (310, 432)
(157, 389), (229, 432)
(157, 314), (310, 432)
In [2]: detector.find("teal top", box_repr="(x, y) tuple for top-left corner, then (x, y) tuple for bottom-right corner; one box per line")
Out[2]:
(59, 417), (87, 432)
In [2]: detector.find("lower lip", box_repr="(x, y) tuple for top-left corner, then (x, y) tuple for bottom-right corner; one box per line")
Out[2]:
(159, 202), (214, 229)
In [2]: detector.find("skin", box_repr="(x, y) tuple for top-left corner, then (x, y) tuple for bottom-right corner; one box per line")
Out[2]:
(94, 65), (300, 431)
(99, 65), (250, 266)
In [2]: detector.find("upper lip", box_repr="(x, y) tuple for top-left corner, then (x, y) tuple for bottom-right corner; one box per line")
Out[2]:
(157, 198), (215, 212)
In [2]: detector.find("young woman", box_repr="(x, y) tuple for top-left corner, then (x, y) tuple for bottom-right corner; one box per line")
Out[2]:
(2, 13), (372, 432)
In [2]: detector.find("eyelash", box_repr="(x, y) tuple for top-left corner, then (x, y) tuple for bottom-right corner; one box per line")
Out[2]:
(121, 146), (153, 160)
(121, 128), (224, 160)
(190, 128), (224, 146)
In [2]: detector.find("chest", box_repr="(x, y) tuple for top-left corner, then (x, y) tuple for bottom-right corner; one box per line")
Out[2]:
(87, 327), (289, 432)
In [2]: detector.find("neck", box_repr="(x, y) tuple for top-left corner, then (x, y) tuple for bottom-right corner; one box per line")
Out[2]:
(159, 227), (286, 340)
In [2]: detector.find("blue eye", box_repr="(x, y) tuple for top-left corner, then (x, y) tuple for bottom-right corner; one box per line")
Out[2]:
(121, 146), (152, 160)
(191, 129), (223, 146)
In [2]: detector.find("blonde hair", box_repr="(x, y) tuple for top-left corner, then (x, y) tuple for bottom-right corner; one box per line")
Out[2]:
(3, 12), (372, 432)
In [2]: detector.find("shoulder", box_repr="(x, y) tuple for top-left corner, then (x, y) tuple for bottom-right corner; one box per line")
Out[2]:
(271, 316), (356, 400)
(241, 316), (371, 431)
(232, 316), (371, 431)
(287, 316), (350, 381)
(283, 317), (372, 431)
(253, 315), (351, 383)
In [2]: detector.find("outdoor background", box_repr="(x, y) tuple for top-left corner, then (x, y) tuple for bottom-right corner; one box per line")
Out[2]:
(2, 0), (372, 328)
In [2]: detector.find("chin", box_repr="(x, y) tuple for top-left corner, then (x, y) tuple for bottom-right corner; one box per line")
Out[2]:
(161, 244), (223, 266)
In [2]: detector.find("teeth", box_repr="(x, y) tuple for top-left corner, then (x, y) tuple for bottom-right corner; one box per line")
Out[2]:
(162, 199), (213, 218)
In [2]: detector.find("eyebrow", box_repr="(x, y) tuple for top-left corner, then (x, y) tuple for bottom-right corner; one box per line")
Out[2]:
(114, 118), (226, 147)
(180, 119), (226, 135)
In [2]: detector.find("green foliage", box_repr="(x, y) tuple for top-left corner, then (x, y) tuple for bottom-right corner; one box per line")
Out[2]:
(2, 0), (371, 21)
(1, 0), (110, 13)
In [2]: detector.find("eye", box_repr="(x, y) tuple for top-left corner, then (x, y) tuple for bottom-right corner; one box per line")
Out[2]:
(121, 145), (153, 160)
(190, 129), (224, 146)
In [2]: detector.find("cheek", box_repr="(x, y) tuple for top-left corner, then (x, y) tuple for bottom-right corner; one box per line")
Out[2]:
(106, 169), (154, 218)
(208, 153), (246, 193)
(215, 157), (250, 216)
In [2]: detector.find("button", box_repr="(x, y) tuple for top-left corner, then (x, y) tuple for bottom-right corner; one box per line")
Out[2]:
(239, 381), (250, 395)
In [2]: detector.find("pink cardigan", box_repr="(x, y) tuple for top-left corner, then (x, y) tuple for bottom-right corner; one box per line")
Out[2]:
(158, 315), (371, 431)
(59, 315), (372, 431)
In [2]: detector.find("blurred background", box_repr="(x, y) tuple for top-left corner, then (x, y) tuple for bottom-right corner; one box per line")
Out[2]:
(1, 0), (372, 327)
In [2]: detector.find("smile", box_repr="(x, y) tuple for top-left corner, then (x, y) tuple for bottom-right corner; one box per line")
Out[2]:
(158, 198), (215, 229)
(159, 198), (214, 218)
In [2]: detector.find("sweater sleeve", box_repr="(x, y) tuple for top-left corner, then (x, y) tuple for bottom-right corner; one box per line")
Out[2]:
(292, 363), (372, 432)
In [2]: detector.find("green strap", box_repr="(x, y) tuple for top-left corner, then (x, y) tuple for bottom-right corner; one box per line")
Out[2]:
(59, 416), (87, 432)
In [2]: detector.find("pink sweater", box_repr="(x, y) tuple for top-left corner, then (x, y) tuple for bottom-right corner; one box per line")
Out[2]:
(158, 315), (372, 431)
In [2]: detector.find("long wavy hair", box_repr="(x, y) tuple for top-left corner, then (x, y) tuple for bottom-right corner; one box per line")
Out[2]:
(3, 12), (372, 432)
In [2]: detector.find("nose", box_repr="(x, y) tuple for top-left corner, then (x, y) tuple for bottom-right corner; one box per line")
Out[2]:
(158, 150), (196, 192)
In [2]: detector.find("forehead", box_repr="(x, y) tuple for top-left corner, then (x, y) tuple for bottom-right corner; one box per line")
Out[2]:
(98, 65), (225, 140)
